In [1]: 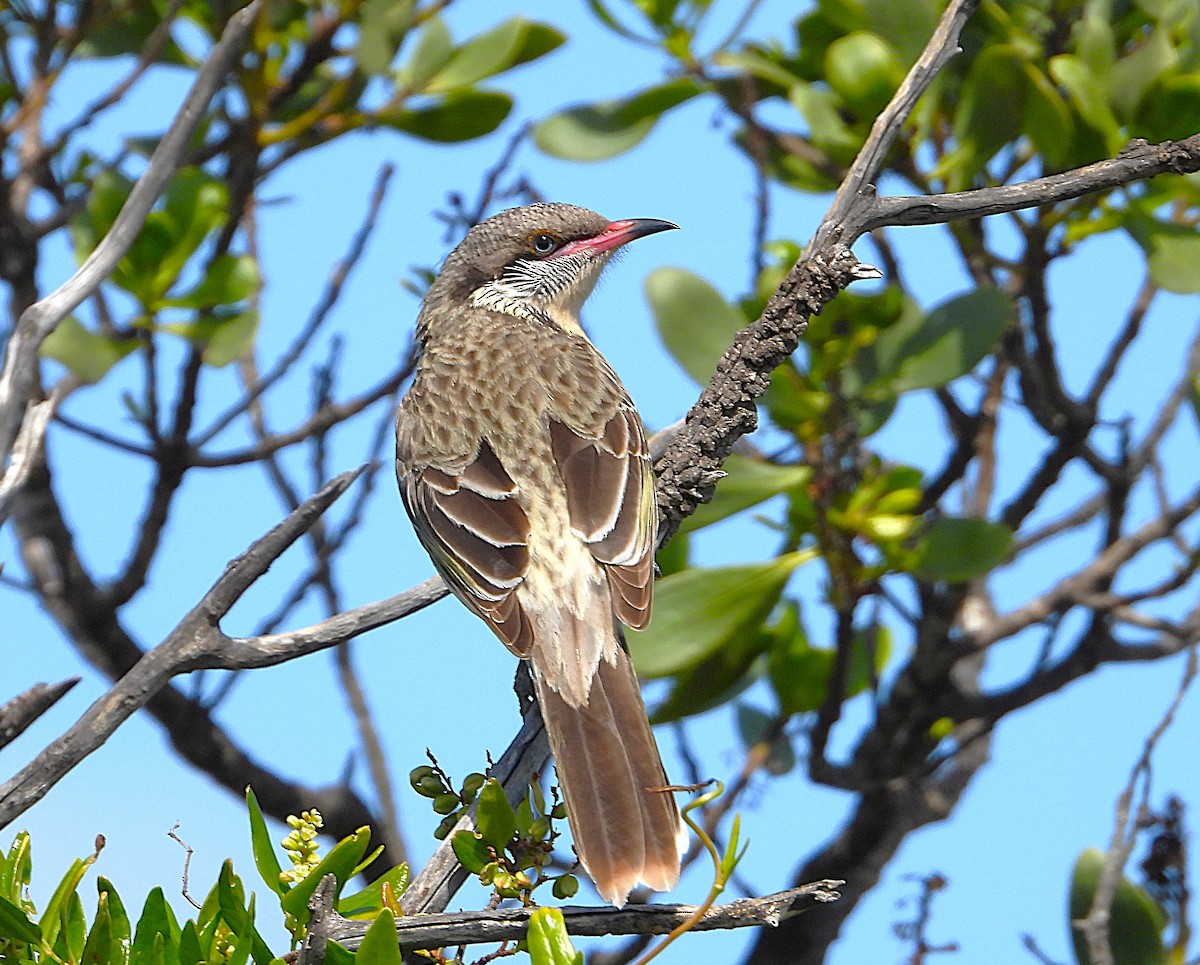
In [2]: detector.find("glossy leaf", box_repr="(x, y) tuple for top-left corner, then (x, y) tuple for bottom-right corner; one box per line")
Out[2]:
(98, 877), (132, 963)
(279, 827), (372, 920)
(628, 551), (814, 678)
(131, 888), (181, 965)
(1069, 849), (1167, 965)
(338, 864), (410, 919)
(177, 922), (203, 965)
(535, 78), (702, 161)
(0, 893), (41, 944)
(679, 454), (811, 535)
(451, 832), (490, 874)
(1049, 55), (1121, 151)
(246, 788), (287, 897)
(871, 288), (1011, 393)
(767, 607), (829, 715)
(386, 90), (512, 142)
(475, 779), (518, 850)
(646, 266), (745, 385)
(526, 907), (583, 965)
(1109, 26), (1176, 120)
(912, 517), (1012, 582)
(81, 892), (115, 965)
(355, 908), (403, 965)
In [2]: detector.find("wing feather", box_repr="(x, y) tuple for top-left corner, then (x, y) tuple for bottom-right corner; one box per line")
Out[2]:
(398, 437), (535, 654)
(549, 407), (655, 630)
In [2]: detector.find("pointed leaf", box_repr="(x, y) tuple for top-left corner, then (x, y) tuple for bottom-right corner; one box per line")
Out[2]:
(280, 828), (372, 920)
(628, 551), (815, 677)
(246, 788), (288, 897)
(337, 864), (410, 919)
(475, 780), (518, 850)
(355, 909), (403, 965)
(131, 888), (181, 965)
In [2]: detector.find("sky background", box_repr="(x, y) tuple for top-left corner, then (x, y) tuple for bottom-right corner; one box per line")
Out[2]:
(4, 2), (1200, 964)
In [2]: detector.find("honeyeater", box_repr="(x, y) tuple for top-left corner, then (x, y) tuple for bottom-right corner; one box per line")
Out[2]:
(395, 203), (685, 906)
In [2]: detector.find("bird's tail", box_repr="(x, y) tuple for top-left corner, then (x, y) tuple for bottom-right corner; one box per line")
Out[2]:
(531, 642), (686, 907)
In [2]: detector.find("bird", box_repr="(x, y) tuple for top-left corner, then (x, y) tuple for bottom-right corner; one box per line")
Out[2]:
(395, 202), (686, 906)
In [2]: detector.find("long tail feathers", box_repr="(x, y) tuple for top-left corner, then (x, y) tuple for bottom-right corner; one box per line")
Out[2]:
(532, 646), (686, 906)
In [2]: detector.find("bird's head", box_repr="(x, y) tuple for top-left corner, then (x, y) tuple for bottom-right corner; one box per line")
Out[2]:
(419, 203), (676, 336)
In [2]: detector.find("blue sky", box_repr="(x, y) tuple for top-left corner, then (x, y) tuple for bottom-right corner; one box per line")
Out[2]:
(4, 2), (1200, 964)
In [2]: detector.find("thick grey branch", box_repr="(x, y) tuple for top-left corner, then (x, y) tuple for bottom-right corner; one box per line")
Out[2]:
(0, 678), (80, 750)
(324, 882), (842, 950)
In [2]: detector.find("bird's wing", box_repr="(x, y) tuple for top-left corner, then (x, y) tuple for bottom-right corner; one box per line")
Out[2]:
(398, 437), (535, 654)
(548, 404), (656, 630)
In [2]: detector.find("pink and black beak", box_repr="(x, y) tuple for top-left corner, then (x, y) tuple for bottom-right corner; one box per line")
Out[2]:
(556, 218), (678, 258)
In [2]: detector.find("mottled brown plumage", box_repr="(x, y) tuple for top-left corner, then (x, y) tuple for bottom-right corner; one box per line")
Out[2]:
(395, 203), (685, 905)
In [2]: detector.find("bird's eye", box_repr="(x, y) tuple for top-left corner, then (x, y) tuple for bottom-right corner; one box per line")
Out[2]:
(531, 233), (557, 255)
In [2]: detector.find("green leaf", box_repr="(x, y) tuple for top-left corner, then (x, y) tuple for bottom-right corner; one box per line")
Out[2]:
(679, 454), (811, 535)
(355, 909), (403, 965)
(911, 517), (1013, 582)
(938, 45), (1026, 187)
(788, 83), (860, 157)
(628, 551), (815, 678)
(160, 310), (260, 368)
(400, 16), (452, 89)
(651, 625), (768, 724)
(1126, 214), (1200, 295)
(526, 907), (583, 965)
(131, 888), (181, 965)
(451, 832), (490, 874)
(824, 31), (904, 116)
(767, 606), (829, 715)
(246, 788), (287, 898)
(280, 827), (372, 921)
(356, 0), (416, 75)
(81, 892), (114, 965)
(177, 921), (203, 965)
(1069, 849), (1167, 965)
(0, 893), (42, 945)
(41, 847), (103, 951)
(386, 90), (512, 142)
(645, 266), (745, 385)
(871, 288), (1011, 393)
(1109, 26), (1177, 120)
(535, 78), (703, 161)
(1022, 63), (1075, 168)
(427, 18), (563, 92)
(1138, 74), (1200, 142)
(337, 864), (410, 919)
(475, 780), (518, 850)
(41, 317), (138, 383)
(60, 892), (88, 963)
(1049, 55), (1122, 150)
(862, 0), (940, 62)
(163, 254), (260, 309)
(3, 831), (32, 901)
(735, 704), (795, 775)
(97, 878), (132, 965)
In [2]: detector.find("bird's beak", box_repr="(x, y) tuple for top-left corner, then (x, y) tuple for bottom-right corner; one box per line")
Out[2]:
(555, 218), (678, 258)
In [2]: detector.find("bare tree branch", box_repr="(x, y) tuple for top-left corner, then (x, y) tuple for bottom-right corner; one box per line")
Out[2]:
(0, 2), (260, 520)
(0, 677), (79, 750)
